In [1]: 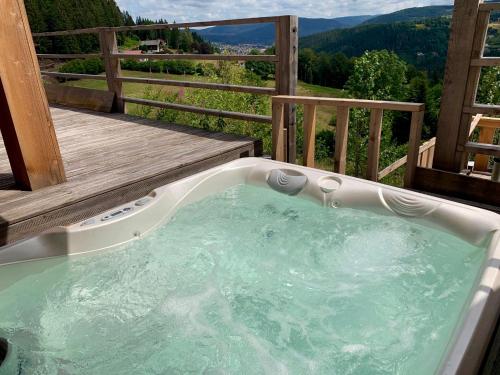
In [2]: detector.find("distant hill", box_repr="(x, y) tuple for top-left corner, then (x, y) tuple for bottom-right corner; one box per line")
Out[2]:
(362, 5), (453, 25)
(300, 17), (451, 76)
(198, 16), (374, 45)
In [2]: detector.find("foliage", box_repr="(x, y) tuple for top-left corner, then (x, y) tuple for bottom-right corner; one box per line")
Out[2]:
(245, 48), (275, 80)
(477, 67), (500, 105)
(25, 1), (214, 55)
(362, 5), (452, 25)
(300, 17), (451, 78)
(298, 49), (354, 89)
(25, 0), (124, 53)
(343, 51), (409, 177)
(59, 58), (104, 75)
(131, 62), (273, 152)
(120, 59), (203, 75)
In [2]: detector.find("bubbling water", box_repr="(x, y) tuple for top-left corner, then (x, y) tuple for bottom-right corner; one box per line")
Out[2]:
(0, 185), (484, 374)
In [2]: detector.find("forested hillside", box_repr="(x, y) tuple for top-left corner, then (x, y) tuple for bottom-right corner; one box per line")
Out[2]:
(300, 17), (451, 78)
(25, 0), (213, 54)
(362, 5), (452, 25)
(25, 0), (124, 53)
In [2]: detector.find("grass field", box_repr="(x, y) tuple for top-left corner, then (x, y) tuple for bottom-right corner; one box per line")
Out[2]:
(60, 70), (346, 131)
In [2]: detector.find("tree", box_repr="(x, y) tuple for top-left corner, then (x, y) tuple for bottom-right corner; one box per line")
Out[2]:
(477, 66), (500, 105)
(245, 48), (275, 80)
(345, 50), (407, 100)
(343, 50), (408, 176)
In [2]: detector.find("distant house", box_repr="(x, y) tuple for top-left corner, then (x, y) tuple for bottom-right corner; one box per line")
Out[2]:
(140, 39), (164, 53)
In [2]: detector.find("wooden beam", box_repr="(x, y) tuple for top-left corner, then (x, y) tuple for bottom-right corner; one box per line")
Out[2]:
(479, 2), (500, 11)
(99, 30), (124, 112)
(465, 142), (500, 158)
(0, 0), (66, 190)
(334, 106), (350, 174)
(366, 108), (384, 181)
(478, 116), (500, 129)
(37, 53), (103, 59)
(41, 71), (107, 80)
(469, 114), (483, 135)
(404, 111), (425, 187)
(272, 102), (286, 161)
(413, 167), (500, 207)
(275, 16), (298, 163)
(123, 96), (272, 123)
(378, 138), (436, 180)
(302, 104), (317, 168)
(470, 57), (500, 67)
(474, 127), (496, 171)
(464, 104), (500, 116)
(272, 95), (424, 112)
(433, 0), (485, 171)
(113, 53), (278, 62)
(118, 76), (276, 95)
(32, 16), (281, 37)
(44, 84), (115, 113)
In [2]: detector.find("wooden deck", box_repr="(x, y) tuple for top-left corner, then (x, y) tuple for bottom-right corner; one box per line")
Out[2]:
(0, 106), (261, 245)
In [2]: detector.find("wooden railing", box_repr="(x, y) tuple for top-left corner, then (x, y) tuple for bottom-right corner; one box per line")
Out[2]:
(469, 115), (500, 171)
(271, 95), (425, 187)
(378, 138), (436, 181)
(33, 16), (299, 161)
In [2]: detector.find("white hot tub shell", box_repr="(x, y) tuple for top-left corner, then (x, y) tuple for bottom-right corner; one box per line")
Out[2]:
(0, 158), (499, 374)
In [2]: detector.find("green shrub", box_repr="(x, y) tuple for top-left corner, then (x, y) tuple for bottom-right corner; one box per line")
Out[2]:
(59, 58), (104, 75)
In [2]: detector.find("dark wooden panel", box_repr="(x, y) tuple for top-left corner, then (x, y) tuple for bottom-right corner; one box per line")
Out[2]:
(44, 85), (115, 113)
(413, 167), (500, 207)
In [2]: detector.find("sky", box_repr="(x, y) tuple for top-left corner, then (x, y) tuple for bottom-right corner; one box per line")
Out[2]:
(115, 0), (454, 22)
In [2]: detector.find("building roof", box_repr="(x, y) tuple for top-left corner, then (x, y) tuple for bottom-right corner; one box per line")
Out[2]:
(140, 39), (163, 46)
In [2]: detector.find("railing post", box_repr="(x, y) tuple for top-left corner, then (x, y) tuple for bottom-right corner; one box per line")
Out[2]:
(99, 29), (124, 113)
(366, 108), (384, 181)
(272, 101), (286, 161)
(303, 104), (317, 167)
(334, 106), (350, 174)
(275, 16), (298, 163)
(405, 110), (425, 188)
(475, 125), (496, 171)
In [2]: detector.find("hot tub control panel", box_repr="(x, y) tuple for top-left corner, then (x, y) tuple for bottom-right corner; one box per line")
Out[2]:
(80, 196), (155, 227)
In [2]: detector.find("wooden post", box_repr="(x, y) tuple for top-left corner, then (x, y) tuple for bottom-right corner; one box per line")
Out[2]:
(0, 0), (66, 190)
(405, 111), (425, 188)
(303, 104), (317, 167)
(455, 9), (491, 168)
(99, 29), (124, 113)
(334, 106), (350, 174)
(366, 108), (384, 181)
(271, 101), (286, 161)
(474, 126), (496, 171)
(275, 16), (298, 163)
(433, 0), (484, 172)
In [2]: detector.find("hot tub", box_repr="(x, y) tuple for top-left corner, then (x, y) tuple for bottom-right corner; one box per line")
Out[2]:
(0, 158), (499, 374)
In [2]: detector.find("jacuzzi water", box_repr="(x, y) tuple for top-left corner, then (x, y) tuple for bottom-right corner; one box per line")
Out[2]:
(0, 184), (485, 375)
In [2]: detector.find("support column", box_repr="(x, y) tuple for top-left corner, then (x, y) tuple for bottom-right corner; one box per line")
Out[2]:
(275, 16), (298, 163)
(433, 0), (484, 171)
(0, 0), (66, 190)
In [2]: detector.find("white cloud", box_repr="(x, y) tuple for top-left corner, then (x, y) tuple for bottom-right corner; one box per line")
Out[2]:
(116, 0), (453, 22)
